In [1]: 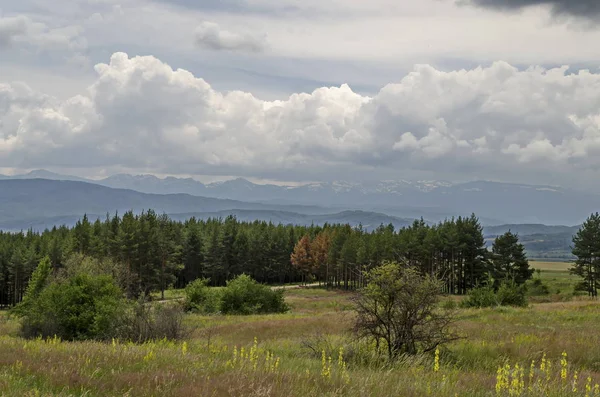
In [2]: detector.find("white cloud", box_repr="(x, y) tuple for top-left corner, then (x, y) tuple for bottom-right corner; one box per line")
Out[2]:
(3, 53), (600, 186)
(0, 14), (86, 52)
(194, 21), (266, 53)
(0, 16), (29, 47)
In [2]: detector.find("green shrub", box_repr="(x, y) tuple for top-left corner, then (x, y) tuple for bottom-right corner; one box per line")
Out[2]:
(17, 274), (126, 340)
(461, 285), (498, 308)
(497, 280), (528, 307)
(114, 301), (188, 342)
(441, 299), (458, 310)
(12, 256), (52, 317)
(184, 278), (221, 313)
(461, 280), (528, 308)
(58, 254), (140, 299)
(220, 274), (288, 315)
(527, 278), (550, 296)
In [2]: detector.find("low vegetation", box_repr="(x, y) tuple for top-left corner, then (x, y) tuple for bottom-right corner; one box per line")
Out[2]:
(3, 212), (600, 395)
(184, 275), (288, 315)
(462, 279), (528, 308)
(2, 267), (600, 396)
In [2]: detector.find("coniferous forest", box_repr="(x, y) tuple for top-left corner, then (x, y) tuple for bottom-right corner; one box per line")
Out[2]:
(0, 210), (532, 307)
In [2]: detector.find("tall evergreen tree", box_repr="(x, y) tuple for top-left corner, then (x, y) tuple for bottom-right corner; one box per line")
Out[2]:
(490, 231), (532, 285)
(571, 213), (600, 297)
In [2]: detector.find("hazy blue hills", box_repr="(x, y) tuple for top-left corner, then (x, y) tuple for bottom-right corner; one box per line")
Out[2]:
(2, 170), (599, 225)
(0, 179), (412, 232)
(0, 177), (588, 259)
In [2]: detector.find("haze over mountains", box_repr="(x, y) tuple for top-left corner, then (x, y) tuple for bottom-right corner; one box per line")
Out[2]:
(2, 170), (599, 226)
(0, 178), (415, 232)
(1, 170), (596, 258)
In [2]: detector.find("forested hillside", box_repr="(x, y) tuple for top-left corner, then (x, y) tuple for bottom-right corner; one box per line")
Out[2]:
(0, 211), (522, 307)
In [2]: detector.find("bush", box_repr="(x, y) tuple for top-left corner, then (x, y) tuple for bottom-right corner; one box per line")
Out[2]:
(461, 285), (498, 308)
(220, 274), (289, 315)
(17, 274), (126, 340)
(184, 278), (221, 313)
(354, 263), (458, 359)
(528, 278), (550, 296)
(497, 280), (528, 307)
(113, 301), (188, 342)
(461, 280), (528, 308)
(441, 299), (458, 310)
(58, 254), (141, 299)
(12, 257), (52, 317)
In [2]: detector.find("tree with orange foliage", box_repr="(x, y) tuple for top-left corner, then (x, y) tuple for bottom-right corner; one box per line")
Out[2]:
(311, 232), (331, 285)
(291, 234), (312, 282)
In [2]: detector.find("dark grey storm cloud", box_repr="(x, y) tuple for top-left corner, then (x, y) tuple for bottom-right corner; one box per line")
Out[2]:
(463, 0), (600, 19)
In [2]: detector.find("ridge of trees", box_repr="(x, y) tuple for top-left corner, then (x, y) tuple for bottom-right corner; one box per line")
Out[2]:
(0, 211), (531, 307)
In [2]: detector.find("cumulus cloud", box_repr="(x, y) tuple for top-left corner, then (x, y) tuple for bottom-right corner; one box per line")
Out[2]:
(0, 16), (29, 47)
(194, 21), (266, 53)
(0, 15), (86, 51)
(3, 53), (600, 185)
(462, 0), (600, 20)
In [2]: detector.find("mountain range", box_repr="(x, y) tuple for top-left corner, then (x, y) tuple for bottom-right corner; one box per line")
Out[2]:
(2, 169), (599, 226)
(0, 179), (415, 232)
(0, 171), (594, 259)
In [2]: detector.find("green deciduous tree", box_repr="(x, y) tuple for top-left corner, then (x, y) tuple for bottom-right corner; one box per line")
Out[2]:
(354, 262), (458, 359)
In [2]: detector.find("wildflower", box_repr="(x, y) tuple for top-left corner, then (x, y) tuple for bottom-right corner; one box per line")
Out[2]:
(143, 350), (155, 362)
(509, 364), (522, 396)
(321, 350), (331, 379)
(528, 360), (535, 392)
(232, 346), (238, 367)
(496, 365), (508, 394)
(545, 360), (552, 382)
(560, 351), (568, 381)
(586, 377), (592, 397)
(573, 371), (579, 393)
(434, 347), (440, 373)
(182, 341), (188, 356)
(540, 353), (547, 372)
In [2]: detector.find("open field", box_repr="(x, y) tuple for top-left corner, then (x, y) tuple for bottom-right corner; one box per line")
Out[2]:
(530, 261), (572, 272)
(528, 261), (583, 302)
(3, 270), (600, 396)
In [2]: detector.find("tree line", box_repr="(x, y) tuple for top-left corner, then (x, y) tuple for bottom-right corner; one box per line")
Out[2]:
(1, 211), (531, 307)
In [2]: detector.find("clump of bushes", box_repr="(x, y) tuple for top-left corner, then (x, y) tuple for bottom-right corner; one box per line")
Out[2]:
(221, 274), (288, 315)
(17, 273), (126, 340)
(12, 256), (187, 342)
(496, 280), (528, 307)
(461, 279), (528, 308)
(183, 274), (289, 315)
(461, 284), (498, 308)
(527, 278), (550, 296)
(184, 278), (222, 313)
(114, 301), (188, 342)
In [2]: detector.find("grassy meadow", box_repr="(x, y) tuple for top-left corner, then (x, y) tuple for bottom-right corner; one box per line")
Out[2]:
(3, 261), (600, 396)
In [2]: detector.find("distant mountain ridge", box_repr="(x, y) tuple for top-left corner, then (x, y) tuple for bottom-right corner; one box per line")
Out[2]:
(2, 170), (600, 225)
(0, 177), (588, 259)
(0, 179), (414, 232)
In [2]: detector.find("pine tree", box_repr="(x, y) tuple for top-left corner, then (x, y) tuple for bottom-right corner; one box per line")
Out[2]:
(571, 213), (600, 297)
(182, 226), (204, 284)
(491, 231), (532, 286)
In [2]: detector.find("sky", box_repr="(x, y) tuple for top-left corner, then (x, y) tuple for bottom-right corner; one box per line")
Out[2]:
(2, 0), (600, 189)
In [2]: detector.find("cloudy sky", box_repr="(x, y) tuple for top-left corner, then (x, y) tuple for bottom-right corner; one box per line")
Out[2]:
(2, 0), (600, 189)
